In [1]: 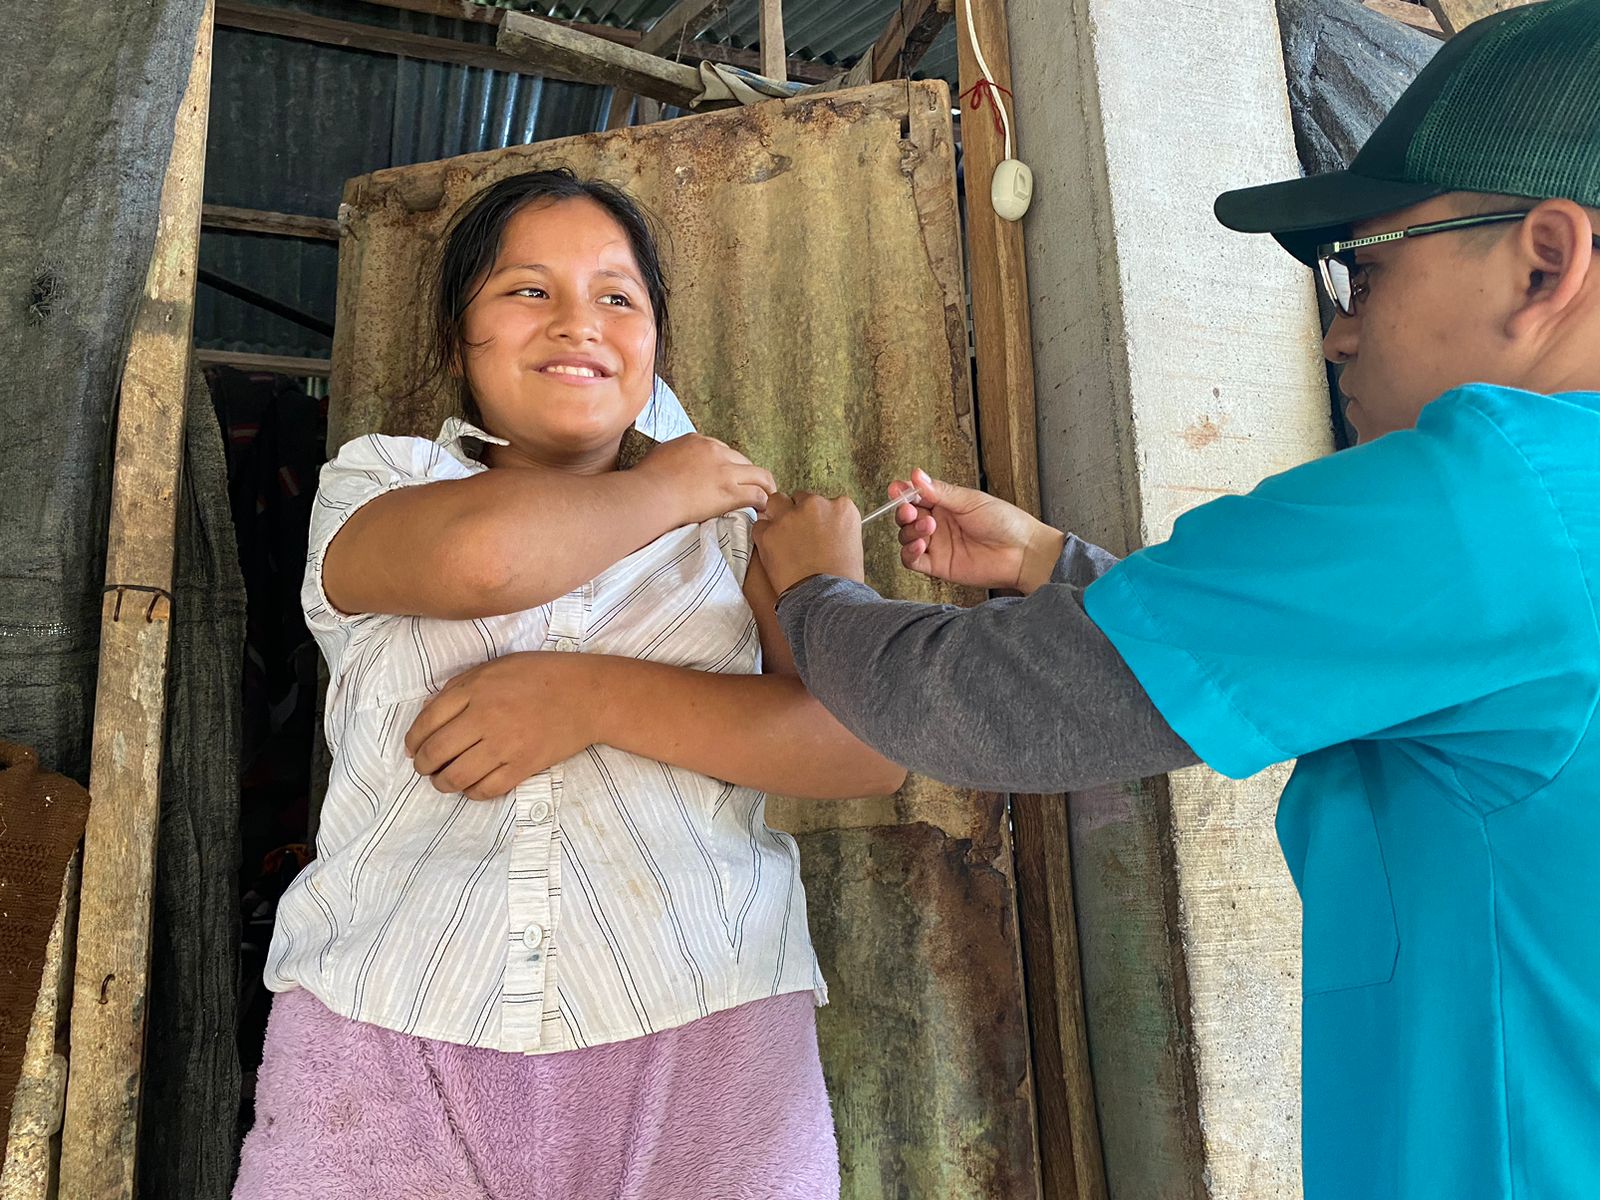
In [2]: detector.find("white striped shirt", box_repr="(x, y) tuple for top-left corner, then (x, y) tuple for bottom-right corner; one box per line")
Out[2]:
(266, 419), (826, 1054)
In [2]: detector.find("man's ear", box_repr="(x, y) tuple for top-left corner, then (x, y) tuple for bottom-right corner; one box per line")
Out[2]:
(1506, 198), (1595, 339)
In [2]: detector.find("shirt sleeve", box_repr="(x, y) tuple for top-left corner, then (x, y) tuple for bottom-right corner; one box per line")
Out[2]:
(775, 535), (1198, 793)
(1084, 387), (1599, 801)
(301, 434), (476, 680)
(714, 510), (757, 587)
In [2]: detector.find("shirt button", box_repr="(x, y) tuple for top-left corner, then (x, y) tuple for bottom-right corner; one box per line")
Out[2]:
(553, 636), (579, 652)
(522, 923), (545, 951)
(529, 800), (552, 823)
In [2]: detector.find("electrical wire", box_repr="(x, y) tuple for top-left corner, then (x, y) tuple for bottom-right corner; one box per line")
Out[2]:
(962, 0), (1013, 160)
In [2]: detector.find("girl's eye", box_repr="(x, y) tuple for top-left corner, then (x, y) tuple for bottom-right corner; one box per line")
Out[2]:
(513, 286), (547, 299)
(601, 293), (632, 307)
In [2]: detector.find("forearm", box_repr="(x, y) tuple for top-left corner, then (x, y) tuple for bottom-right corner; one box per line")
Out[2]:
(775, 548), (1198, 792)
(586, 657), (907, 799)
(334, 467), (679, 619)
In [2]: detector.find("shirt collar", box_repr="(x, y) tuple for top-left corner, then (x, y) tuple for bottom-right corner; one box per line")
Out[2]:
(436, 416), (509, 464)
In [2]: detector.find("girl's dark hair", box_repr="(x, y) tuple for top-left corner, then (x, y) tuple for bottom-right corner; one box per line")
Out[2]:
(422, 168), (671, 429)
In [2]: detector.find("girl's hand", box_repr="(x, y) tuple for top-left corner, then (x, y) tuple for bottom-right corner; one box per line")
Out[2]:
(752, 492), (865, 597)
(635, 434), (776, 526)
(892, 468), (1065, 594)
(405, 653), (597, 800)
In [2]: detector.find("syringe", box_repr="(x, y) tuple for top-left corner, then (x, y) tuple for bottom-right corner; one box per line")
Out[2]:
(861, 486), (924, 526)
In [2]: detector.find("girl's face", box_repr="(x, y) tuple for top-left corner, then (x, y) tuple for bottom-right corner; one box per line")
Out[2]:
(459, 196), (657, 470)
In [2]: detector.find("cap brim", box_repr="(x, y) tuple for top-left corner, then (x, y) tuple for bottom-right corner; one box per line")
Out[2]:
(1215, 170), (1450, 265)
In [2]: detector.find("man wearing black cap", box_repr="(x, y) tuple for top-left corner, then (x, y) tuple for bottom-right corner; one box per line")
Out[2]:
(753, 1), (1600, 1195)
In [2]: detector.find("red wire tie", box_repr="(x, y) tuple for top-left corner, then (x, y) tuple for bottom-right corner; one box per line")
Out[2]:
(959, 78), (1013, 138)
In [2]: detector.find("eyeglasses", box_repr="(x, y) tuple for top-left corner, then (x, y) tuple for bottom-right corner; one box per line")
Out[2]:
(1316, 210), (1540, 318)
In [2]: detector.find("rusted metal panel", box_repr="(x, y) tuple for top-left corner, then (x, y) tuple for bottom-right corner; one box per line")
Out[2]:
(331, 81), (1040, 1199)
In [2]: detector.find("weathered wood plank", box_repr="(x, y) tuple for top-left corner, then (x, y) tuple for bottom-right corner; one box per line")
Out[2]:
(497, 12), (708, 109)
(0, 863), (76, 1200)
(194, 348), (332, 376)
(957, 4), (1097, 1195)
(1424, 0), (1537, 35)
(760, 0), (787, 80)
(201, 203), (339, 241)
(639, 0), (735, 56)
(955, 0), (1039, 518)
(56, 4), (213, 1196)
(1364, 0), (1444, 36)
(1013, 800), (1106, 1200)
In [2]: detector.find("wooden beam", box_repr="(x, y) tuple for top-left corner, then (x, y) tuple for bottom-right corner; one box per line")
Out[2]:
(955, 0), (1038, 517)
(1013, 800), (1108, 1200)
(605, 0), (733, 128)
(1423, 0), (1537, 35)
(202, 203), (340, 241)
(760, 0), (787, 81)
(1363, 0), (1445, 37)
(638, 0), (734, 56)
(869, 0), (954, 82)
(217, 0), (530, 74)
(958, 1), (1104, 1194)
(195, 349), (333, 377)
(57, 3), (214, 1194)
(808, 0), (954, 93)
(345, 0), (833, 83)
(497, 12), (709, 110)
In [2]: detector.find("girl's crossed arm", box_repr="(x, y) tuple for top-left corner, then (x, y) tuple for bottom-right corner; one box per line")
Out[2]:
(405, 551), (907, 801)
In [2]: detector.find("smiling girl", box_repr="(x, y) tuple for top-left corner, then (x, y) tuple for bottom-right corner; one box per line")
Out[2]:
(230, 170), (903, 1200)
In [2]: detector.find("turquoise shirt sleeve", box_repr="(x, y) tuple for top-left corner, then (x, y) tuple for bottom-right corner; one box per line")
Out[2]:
(1083, 386), (1599, 799)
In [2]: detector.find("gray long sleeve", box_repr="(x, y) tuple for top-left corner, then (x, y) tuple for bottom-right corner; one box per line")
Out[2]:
(775, 536), (1198, 793)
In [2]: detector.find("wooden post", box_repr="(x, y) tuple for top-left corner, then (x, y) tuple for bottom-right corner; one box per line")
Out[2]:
(56, 3), (213, 1195)
(956, 2), (1105, 1197)
(955, 0), (1038, 517)
(1424, 0), (1538, 36)
(760, 0), (786, 81)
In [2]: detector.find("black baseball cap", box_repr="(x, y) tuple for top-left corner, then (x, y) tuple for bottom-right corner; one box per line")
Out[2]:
(1215, 0), (1600, 265)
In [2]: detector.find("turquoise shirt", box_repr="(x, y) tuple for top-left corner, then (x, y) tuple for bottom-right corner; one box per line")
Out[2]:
(1085, 384), (1600, 1200)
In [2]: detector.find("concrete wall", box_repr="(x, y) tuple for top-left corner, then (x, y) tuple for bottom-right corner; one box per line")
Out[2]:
(1006, 0), (1333, 1195)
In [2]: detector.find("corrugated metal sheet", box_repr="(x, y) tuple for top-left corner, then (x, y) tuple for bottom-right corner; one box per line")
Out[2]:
(197, 0), (957, 359)
(198, 0), (612, 357)
(550, 0), (959, 79)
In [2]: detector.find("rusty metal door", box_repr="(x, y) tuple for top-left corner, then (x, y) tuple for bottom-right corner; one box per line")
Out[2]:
(330, 81), (1040, 1200)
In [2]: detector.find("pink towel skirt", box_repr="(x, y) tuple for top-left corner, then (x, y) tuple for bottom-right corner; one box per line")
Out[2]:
(232, 988), (838, 1200)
